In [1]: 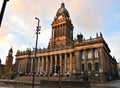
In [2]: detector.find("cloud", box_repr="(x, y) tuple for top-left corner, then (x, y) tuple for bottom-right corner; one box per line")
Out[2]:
(68, 0), (113, 34)
(7, 0), (113, 38)
(1, 0), (56, 63)
(0, 31), (25, 63)
(0, 0), (120, 64)
(9, 0), (61, 21)
(0, 27), (7, 40)
(8, 0), (114, 34)
(107, 32), (120, 62)
(0, 9), (32, 64)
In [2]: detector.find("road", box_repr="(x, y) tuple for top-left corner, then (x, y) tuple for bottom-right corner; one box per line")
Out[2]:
(0, 79), (120, 88)
(91, 80), (120, 88)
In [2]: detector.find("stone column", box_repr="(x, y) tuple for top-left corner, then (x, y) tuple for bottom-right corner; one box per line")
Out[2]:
(56, 27), (58, 37)
(64, 53), (67, 75)
(75, 51), (80, 73)
(40, 57), (41, 72)
(70, 52), (73, 75)
(64, 24), (66, 36)
(39, 57), (42, 72)
(55, 55), (57, 66)
(42, 56), (44, 72)
(50, 55), (53, 73)
(52, 28), (54, 38)
(31, 58), (33, 72)
(91, 49), (94, 71)
(62, 24), (64, 36)
(60, 54), (62, 73)
(46, 56), (48, 73)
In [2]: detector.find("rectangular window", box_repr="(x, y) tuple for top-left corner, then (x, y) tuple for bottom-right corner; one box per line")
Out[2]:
(87, 50), (91, 59)
(94, 49), (99, 58)
(81, 64), (85, 72)
(81, 51), (85, 60)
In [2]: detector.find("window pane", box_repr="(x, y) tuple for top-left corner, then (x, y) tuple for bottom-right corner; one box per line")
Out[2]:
(95, 62), (99, 71)
(88, 63), (92, 71)
(82, 51), (85, 60)
(87, 50), (91, 59)
(81, 64), (85, 71)
(94, 49), (98, 58)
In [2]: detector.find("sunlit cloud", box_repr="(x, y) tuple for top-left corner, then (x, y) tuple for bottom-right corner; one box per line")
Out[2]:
(68, 0), (113, 34)
(0, 0), (120, 64)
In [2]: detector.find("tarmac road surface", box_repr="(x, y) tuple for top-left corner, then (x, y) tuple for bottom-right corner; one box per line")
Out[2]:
(0, 79), (120, 88)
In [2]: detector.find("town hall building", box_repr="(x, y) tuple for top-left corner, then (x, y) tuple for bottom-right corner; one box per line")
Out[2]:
(14, 3), (118, 82)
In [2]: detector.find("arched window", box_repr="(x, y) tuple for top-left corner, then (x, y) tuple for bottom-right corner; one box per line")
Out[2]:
(81, 64), (85, 72)
(81, 51), (85, 60)
(88, 63), (92, 71)
(94, 49), (99, 58)
(87, 50), (91, 59)
(95, 62), (99, 71)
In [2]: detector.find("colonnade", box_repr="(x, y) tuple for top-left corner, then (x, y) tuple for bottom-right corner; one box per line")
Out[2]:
(16, 48), (105, 76)
(52, 24), (66, 38)
(30, 52), (74, 76)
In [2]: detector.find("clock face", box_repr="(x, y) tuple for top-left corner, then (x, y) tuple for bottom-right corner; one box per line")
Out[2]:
(58, 15), (63, 19)
(9, 52), (12, 55)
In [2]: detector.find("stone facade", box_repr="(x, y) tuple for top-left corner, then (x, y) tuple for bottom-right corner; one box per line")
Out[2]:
(15, 3), (118, 82)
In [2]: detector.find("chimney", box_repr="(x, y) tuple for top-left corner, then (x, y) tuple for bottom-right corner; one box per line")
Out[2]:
(77, 33), (83, 42)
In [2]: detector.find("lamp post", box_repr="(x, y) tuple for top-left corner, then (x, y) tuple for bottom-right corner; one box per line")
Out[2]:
(55, 65), (61, 88)
(58, 66), (61, 88)
(0, 0), (9, 27)
(32, 17), (41, 88)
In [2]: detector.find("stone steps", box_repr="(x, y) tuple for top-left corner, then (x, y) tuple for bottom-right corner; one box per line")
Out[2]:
(14, 76), (76, 82)
(40, 80), (90, 88)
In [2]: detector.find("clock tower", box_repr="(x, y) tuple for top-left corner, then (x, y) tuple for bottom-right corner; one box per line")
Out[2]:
(49, 3), (74, 48)
(5, 47), (13, 69)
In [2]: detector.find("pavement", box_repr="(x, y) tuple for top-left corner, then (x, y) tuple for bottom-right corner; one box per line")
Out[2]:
(91, 80), (120, 88)
(0, 79), (39, 88)
(106, 80), (120, 88)
(0, 79), (120, 88)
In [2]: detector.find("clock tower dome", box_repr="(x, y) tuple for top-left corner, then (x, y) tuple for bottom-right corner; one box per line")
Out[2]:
(49, 3), (74, 48)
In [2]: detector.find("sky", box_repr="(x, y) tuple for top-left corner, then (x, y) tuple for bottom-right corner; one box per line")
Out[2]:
(0, 0), (120, 64)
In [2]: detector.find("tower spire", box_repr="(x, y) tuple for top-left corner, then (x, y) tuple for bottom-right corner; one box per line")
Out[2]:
(61, 2), (65, 8)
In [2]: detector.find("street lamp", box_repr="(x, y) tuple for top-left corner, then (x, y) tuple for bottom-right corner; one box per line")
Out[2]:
(32, 17), (41, 88)
(0, 0), (9, 27)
